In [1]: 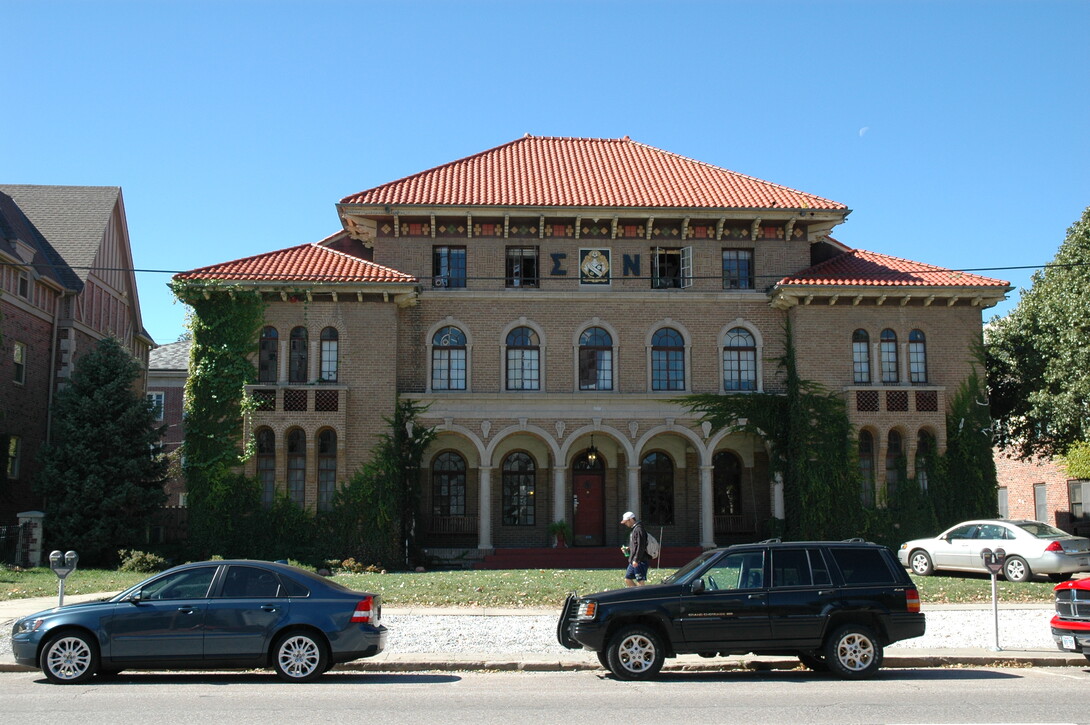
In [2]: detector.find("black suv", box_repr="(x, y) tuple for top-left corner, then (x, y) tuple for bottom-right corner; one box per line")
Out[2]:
(557, 539), (925, 680)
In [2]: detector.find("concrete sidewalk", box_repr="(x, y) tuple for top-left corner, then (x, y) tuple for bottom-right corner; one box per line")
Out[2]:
(1, 592), (1085, 673)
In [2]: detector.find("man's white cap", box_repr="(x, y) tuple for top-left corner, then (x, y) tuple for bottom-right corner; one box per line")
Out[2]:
(621, 511), (636, 523)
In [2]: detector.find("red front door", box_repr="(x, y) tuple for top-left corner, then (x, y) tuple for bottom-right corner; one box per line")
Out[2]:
(573, 472), (604, 546)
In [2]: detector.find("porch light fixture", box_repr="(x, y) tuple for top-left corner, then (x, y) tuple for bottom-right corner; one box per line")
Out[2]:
(586, 435), (599, 465)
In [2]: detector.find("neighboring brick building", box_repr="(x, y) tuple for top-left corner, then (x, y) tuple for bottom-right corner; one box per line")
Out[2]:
(0, 185), (153, 525)
(994, 448), (1090, 535)
(146, 339), (190, 543)
(175, 135), (1011, 555)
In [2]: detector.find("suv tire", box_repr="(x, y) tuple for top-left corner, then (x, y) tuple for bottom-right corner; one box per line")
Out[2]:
(606, 625), (665, 680)
(797, 650), (828, 672)
(824, 624), (883, 679)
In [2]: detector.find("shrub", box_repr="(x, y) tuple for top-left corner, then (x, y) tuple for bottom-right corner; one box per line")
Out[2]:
(117, 549), (168, 573)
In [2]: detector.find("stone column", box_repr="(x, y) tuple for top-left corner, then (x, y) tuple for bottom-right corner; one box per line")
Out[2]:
(626, 465), (640, 516)
(553, 467), (567, 524)
(309, 339), (320, 383)
(699, 465), (715, 548)
(478, 466), (494, 551)
(772, 472), (784, 519)
(278, 340), (288, 383)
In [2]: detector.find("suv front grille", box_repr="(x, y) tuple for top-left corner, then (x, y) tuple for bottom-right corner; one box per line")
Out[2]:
(1055, 588), (1090, 621)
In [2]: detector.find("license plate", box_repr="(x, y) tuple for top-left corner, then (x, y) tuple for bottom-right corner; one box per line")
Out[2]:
(1062, 635), (1076, 651)
(1079, 558), (1089, 566)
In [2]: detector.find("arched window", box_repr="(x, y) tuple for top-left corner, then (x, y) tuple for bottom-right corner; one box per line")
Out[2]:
(880, 329), (898, 384)
(501, 452), (536, 526)
(641, 452), (674, 525)
(256, 427), (276, 507)
(651, 327), (685, 391)
(852, 329), (870, 384)
(505, 326), (540, 390)
(886, 430), (903, 500)
(258, 326), (278, 383)
(432, 326), (467, 391)
(916, 429), (935, 492)
(320, 328), (339, 382)
(579, 326), (613, 391)
(859, 431), (875, 508)
(289, 326), (308, 383)
(723, 327), (756, 391)
(317, 429), (337, 512)
(286, 429), (306, 506)
(432, 451), (466, 517)
(713, 451), (742, 515)
(908, 329), (927, 384)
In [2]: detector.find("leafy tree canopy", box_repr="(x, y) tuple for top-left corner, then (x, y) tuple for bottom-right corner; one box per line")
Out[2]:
(987, 206), (1090, 459)
(33, 337), (168, 565)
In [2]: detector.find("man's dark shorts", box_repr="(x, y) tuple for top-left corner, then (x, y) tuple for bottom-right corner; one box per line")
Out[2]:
(625, 561), (648, 582)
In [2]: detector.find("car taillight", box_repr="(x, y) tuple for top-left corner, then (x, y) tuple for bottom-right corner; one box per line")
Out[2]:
(1045, 540), (1064, 552)
(905, 588), (920, 613)
(350, 596), (376, 624)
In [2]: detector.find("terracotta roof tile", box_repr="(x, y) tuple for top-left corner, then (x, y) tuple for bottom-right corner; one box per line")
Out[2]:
(174, 241), (416, 284)
(780, 248), (1009, 288)
(340, 135), (847, 211)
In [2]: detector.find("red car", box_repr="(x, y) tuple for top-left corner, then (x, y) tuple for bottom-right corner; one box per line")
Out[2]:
(1051, 577), (1090, 662)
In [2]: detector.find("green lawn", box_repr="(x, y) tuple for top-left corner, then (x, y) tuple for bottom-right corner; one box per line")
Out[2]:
(1, 565), (1059, 608)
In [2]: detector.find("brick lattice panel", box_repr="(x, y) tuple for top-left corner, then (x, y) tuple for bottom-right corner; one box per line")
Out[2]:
(915, 390), (938, 412)
(856, 390), (879, 412)
(252, 388), (276, 411)
(886, 390), (908, 412)
(283, 389), (308, 412)
(315, 389), (339, 412)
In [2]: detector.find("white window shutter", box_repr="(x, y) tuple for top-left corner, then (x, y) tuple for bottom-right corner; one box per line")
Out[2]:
(681, 246), (693, 288)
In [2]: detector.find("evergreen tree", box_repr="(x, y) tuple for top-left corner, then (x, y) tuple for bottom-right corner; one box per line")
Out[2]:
(34, 337), (168, 565)
(987, 206), (1090, 459)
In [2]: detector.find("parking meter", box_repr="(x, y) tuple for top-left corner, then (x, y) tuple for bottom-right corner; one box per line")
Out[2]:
(49, 550), (78, 607)
(980, 547), (1005, 651)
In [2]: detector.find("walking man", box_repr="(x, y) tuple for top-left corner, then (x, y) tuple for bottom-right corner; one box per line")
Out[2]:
(620, 511), (649, 587)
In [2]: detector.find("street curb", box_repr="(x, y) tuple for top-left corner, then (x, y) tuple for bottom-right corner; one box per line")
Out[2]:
(2, 653), (1085, 675)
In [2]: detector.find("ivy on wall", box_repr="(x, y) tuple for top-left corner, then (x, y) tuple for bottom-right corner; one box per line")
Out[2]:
(685, 321), (997, 546)
(169, 281), (267, 556)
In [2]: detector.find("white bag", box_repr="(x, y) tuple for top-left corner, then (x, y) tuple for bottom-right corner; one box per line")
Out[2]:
(646, 533), (661, 559)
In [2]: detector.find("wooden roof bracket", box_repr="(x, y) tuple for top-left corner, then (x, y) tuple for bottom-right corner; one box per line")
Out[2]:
(924, 295), (936, 306)
(393, 213), (400, 238)
(853, 295), (864, 306)
(900, 295), (911, 306)
(785, 219), (796, 241)
(681, 217), (690, 240)
(828, 294), (839, 305)
(504, 214), (510, 239)
(575, 216), (582, 240)
(430, 215), (436, 238)
(947, 296), (959, 307)
(751, 218), (762, 241)
(611, 216), (618, 239)
(716, 218), (725, 240)
(539, 216), (546, 239)
(646, 217), (655, 240)
(876, 295), (888, 306)
(466, 213), (473, 238)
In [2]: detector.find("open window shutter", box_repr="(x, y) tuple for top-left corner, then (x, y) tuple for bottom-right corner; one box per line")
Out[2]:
(681, 246), (693, 288)
(651, 247), (662, 285)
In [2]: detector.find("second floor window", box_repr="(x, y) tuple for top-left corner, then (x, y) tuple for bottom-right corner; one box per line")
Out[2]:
(13, 341), (26, 385)
(433, 246), (466, 288)
(722, 249), (754, 289)
(320, 327), (338, 382)
(505, 246), (539, 288)
(147, 391), (165, 421)
(506, 326), (540, 390)
(289, 326), (308, 383)
(852, 329), (871, 384)
(880, 329), (898, 384)
(578, 327), (613, 391)
(651, 247), (692, 289)
(432, 326), (467, 390)
(258, 326), (278, 383)
(908, 329), (927, 383)
(651, 327), (685, 391)
(723, 327), (757, 391)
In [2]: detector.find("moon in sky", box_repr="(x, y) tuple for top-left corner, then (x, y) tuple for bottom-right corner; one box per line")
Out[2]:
(859, 126), (870, 137)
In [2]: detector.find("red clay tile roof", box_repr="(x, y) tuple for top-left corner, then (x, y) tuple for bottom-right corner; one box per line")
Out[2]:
(174, 241), (416, 283)
(340, 135), (847, 211)
(779, 248), (1009, 288)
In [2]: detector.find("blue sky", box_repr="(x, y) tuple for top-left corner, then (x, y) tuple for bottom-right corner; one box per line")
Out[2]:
(5, 0), (1087, 345)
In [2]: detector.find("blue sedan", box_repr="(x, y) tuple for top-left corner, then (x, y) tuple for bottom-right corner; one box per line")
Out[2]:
(11, 559), (387, 684)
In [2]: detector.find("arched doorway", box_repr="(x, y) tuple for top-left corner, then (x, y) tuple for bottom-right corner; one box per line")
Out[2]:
(572, 450), (605, 545)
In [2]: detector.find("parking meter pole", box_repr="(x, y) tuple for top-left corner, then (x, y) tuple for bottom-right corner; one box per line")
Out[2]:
(980, 547), (1005, 652)
(991, 572), (1000, 651)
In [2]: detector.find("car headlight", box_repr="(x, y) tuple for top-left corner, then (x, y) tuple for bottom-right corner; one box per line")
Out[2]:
(17, 619), (44, 633)
(577, 600), (597, 621)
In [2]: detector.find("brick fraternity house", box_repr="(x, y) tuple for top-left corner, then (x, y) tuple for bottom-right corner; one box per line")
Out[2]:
(175, 135), (1010, 556)
(0, 185), (153, 530)
(994, 448), (1090, 536)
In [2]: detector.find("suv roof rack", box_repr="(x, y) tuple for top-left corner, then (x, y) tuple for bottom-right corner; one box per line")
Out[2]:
(841, 537), (867, 543)
(758, 538), (782, 544)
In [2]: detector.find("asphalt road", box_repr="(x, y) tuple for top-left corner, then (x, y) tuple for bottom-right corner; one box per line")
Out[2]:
(2, 666), (1088, 725)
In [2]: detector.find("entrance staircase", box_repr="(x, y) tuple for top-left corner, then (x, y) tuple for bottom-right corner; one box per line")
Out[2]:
(474, 545), (705, 570)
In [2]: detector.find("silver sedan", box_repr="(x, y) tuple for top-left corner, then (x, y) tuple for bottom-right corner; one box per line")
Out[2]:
(898, 519), (1090, 583)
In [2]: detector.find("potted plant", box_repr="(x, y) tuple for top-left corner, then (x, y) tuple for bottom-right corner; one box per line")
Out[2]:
(548, 520), (573, 548)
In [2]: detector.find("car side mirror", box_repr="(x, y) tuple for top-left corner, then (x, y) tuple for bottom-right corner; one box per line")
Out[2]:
(129, 590), (145, 603)
(690, 579), (705, 594)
